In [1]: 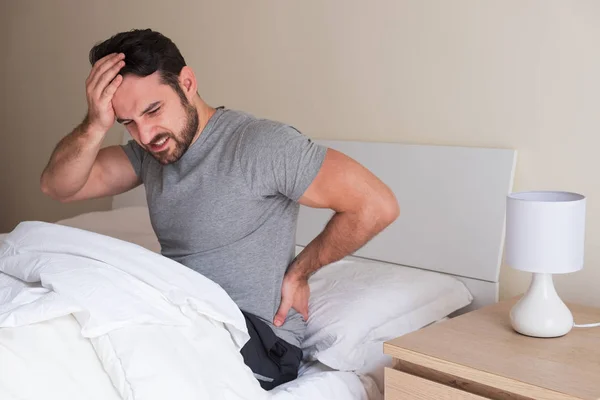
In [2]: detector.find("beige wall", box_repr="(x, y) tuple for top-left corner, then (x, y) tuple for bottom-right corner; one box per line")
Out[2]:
(2, 1), (599, 306)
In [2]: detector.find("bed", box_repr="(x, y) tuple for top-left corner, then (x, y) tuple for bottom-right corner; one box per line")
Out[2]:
(0, 138), (516, 400)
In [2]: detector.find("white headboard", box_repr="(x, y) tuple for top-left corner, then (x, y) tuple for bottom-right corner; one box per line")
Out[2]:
(112, 134), (517, 312)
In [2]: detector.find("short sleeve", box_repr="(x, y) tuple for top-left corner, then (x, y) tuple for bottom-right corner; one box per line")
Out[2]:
(237, 120), (327, 201)
(120, 139), (146, 180)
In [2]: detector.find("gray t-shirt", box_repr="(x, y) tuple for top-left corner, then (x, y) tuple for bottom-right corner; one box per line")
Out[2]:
(121, 107), (327, 346)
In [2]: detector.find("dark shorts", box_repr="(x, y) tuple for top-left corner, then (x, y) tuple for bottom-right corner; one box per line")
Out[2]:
(240, 311), (303, 390)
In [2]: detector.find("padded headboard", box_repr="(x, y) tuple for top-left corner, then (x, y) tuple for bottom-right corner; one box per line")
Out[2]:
(112, 133), (517, 311)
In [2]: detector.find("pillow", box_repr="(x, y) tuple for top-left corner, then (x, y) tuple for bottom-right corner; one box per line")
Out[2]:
(301, 254), (473, 371)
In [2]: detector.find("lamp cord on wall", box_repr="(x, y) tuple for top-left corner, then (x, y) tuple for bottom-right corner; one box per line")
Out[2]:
(573, 322), (600, 328)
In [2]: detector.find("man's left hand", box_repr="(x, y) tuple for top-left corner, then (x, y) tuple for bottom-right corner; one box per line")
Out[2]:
(274, 272), (310, 327)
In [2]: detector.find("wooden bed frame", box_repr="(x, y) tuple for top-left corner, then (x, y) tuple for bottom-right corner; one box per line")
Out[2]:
(113, 135), (517, 313)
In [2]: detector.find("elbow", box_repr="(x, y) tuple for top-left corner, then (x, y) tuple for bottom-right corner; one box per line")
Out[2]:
(356, 192), (399, 234)
(388, 196), (401, 223)
(40, 173), (73, 203)
(40, 172), (53, 198)
(370, 189), (400, 231)
(380, 193), (400, 227)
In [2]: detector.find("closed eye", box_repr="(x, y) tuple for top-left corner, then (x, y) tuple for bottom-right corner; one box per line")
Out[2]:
(148, 107), (160, 115)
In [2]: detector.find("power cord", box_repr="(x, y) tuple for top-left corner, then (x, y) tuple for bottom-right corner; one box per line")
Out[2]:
(573, 322), (600, 328)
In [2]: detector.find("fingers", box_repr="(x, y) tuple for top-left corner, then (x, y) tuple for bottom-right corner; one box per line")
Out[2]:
(95, 59), (125, 95)
(86, 53), (117, 85)
(102, 74), (123, 98)
(274, 296), (293, 327)
(89, 53), (124, 82)
(297, 290), (309, 321)
(300, 304), (309, 322)
(87, 53), (124, 93)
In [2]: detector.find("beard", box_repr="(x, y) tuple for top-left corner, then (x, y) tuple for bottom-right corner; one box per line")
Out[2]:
(147, 102), (199, 165)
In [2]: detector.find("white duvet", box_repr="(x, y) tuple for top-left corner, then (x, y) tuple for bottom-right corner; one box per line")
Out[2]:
(0, 222), (376, 400)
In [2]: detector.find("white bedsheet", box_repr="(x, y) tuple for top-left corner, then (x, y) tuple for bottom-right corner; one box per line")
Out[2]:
(0, 222), (378, 400)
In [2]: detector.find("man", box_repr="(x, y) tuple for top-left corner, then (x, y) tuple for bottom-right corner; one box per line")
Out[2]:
(40, 29), (399, 389)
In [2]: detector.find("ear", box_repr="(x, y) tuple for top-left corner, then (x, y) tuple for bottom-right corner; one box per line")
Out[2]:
(178, 66), (198, 101)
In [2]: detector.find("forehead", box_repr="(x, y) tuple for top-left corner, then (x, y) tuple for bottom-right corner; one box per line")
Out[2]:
(112, 72), (173, 115)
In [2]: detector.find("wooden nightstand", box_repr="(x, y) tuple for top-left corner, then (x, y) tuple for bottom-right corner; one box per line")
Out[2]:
(383, 297), (600, 400)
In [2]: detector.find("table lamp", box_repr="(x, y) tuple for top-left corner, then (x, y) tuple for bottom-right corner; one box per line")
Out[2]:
(504, 191), (586, 338)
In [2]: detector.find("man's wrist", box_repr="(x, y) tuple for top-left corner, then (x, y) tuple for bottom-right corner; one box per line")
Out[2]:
(287, 253), (320, 282)
(286, 266), (309, 282)
(80, 116), (108, 141)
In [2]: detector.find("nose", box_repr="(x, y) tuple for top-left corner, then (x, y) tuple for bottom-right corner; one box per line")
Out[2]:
(137, 122), (156, 145)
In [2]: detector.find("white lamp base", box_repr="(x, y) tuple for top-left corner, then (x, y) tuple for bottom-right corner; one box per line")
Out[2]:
(510, 273), (573, 338)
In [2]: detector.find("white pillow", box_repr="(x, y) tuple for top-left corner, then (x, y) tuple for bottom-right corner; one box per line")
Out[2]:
(302, 255), (473, 371)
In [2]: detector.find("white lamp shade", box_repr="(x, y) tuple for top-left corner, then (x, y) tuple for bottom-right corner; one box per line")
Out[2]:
(505, 191), (586, 274)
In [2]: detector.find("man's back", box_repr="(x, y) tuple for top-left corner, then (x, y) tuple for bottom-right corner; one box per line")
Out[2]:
(122, 107), (327, 346)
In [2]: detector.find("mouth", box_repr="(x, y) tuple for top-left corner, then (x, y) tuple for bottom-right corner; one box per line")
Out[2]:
(148, 136), (170, 153)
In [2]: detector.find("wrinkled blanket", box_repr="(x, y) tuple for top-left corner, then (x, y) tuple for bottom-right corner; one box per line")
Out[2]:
(0, 222), (374, 400)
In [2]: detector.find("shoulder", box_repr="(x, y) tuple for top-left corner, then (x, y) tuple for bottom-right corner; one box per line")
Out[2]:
(120, 139), (148, 168)
(120, 139), (163, 180)
(238, 118), (308, 152)
(215, 107), (304, 142)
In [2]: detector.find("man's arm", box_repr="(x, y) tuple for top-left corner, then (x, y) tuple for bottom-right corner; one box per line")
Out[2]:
(293, 148), (399, 277)
(274, 148), (399, 326)
(40, 52), (139, 202)
(41, 139), (140, 203)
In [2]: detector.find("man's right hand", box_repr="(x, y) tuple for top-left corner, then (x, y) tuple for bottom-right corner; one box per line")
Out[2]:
(84, 52), (125, 133)
(40, 51), (140, 203)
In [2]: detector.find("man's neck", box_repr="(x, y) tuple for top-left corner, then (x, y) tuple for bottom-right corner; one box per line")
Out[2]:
(190, 96), (217, 146)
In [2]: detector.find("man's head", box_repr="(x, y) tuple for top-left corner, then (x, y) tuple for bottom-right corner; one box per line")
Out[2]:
(89, 29), (199, 165)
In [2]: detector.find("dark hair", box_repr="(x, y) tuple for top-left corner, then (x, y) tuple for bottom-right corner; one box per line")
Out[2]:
(89, 29), (188, 103)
